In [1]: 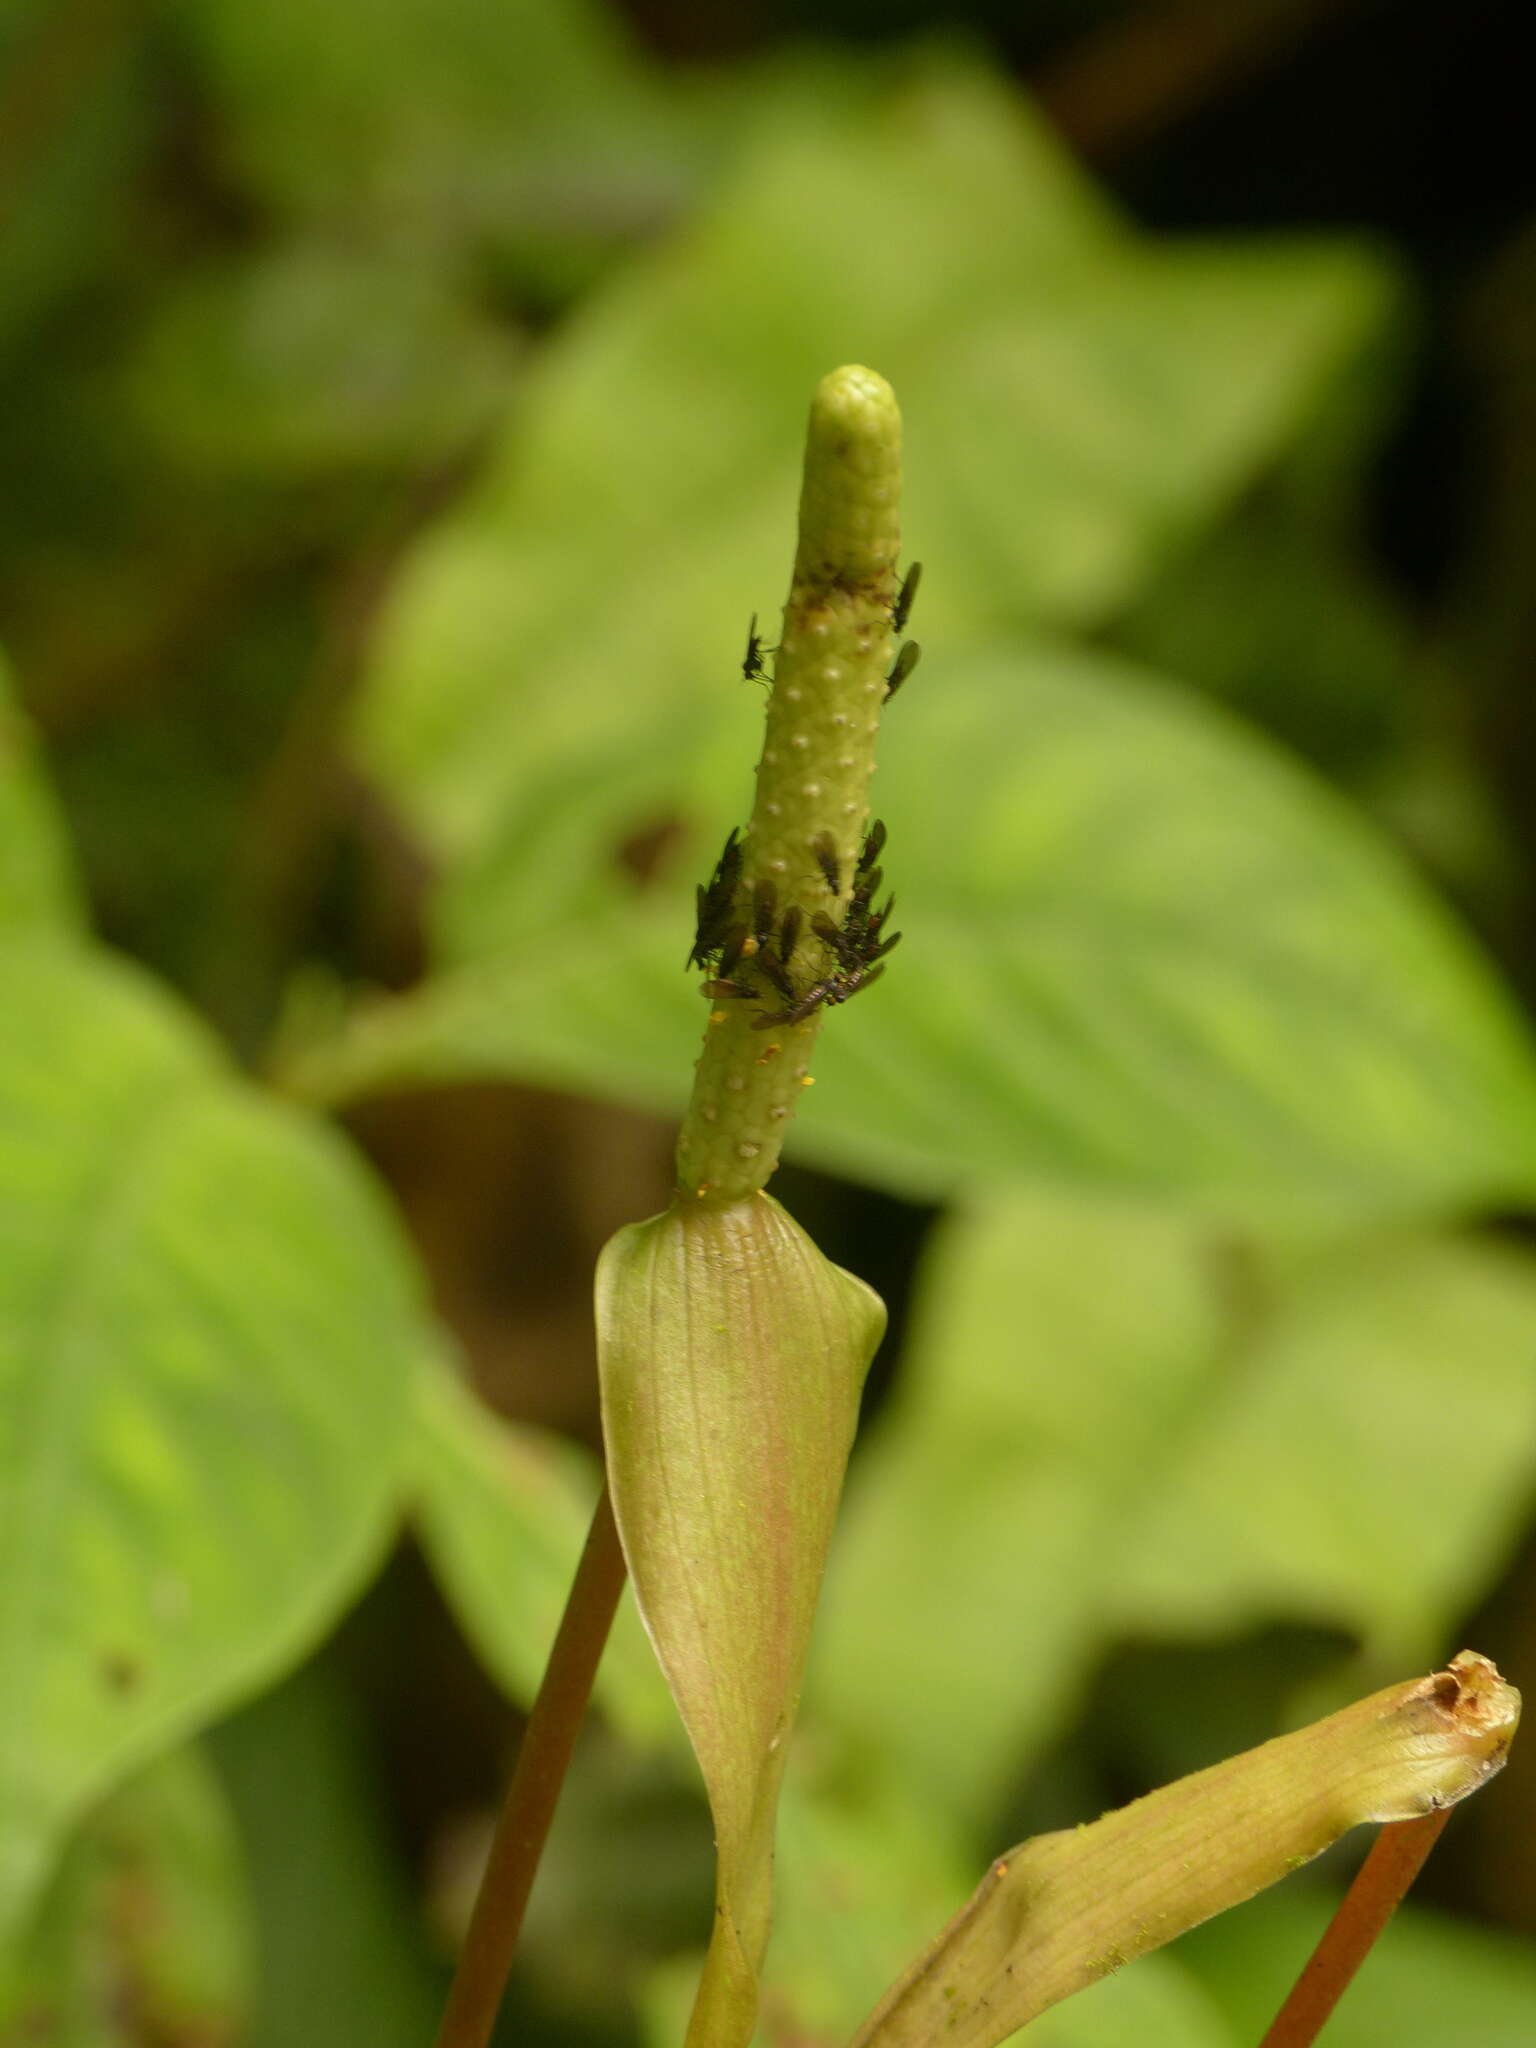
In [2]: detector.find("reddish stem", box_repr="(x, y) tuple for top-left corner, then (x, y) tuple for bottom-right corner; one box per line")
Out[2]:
(1256, 1807), (1452, 2048)
(432, 1485), (628, 2048)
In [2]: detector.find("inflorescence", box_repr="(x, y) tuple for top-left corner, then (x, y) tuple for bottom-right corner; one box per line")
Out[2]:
(685, 566), (920, 1034)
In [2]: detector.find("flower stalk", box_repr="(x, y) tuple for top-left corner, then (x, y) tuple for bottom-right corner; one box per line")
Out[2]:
(676, 364), (908, 1201)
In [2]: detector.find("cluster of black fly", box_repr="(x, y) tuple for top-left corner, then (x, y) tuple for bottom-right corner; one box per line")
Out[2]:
(687, 820), (901, 1031)
(688, 564), (919, 1028)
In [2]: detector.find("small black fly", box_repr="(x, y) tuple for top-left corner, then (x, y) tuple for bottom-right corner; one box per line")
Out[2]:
(811, 831), (841, 893)
(715, 925), (748, 981)
(885, 641), (920, 700)
(687, 827), (744, 969)
(755, 949), (798, 1002)
(741, 614), (770, 686)
(753, 961), (887, 1030)
(892, 561), (922, 635)
(749, 878), (778, 950)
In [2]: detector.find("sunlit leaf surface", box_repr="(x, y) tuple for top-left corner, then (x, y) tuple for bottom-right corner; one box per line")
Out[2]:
(814, 1191), (1536, 1825)
(412, 1347), (674, 1747)
(349, 53), (1395, 872)
(306, 642), (1536, 1223)
(0, 947), (419, 1933)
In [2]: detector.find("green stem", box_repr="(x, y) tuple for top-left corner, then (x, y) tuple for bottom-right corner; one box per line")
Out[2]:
(675, 365), (905, 1204)
(431, 1487), (628, 2048)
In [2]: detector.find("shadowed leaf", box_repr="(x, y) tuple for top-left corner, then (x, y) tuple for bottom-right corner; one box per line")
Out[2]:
(0, 652), (81, 937)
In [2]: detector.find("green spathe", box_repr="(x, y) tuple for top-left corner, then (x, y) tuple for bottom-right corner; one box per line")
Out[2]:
(850, 1651), (1519, 2048)
(595, 1191), (885, 2048)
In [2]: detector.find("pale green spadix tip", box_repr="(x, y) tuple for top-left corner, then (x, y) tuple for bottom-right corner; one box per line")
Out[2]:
(675, 367), (904, 1204)
(850, 1650), (1519, 2048)
(795, 366), (904, 587)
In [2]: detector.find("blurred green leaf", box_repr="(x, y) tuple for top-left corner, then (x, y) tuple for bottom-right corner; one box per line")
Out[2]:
(209, 1662), (445, 2048)
(0, 3), (151, 359)
(349, 50), (1396, 871)
(411, 1345), (674, 1748)
(170, 0), (682, 265)
(637, 1757), (996, 2048)
(1111, 499), (1417, 777)
(0, 651), (81, 934)
(755, 1762), (975, 2046)
(125, 241), (519, 478)
(1006, 1954), (1237, 2048)
(1177, 1888), (1536, 2047)
(812, 1190), (1226, 1826)
(0, 944), (420, 1934)
(813, 1192), (1536, 1827)
(1110, 1230), (1536, 1647)
(646, 1944), (1242, 2048)
(306, 642), (1536, 1223)
(0, 1742), (252, 2046)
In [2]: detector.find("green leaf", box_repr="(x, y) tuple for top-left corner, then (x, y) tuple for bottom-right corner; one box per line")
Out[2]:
(305, 639), (1536, 1223)
(643, 1761), (1245, 2048)
(349, 50), (1395, 874)
(0, 944), (419, 1934)
(636, 1761), (978, 2048)
(209, 1663), (445, 2048)
(813, 1193), (1536, 1826)
(124, 241), (519, 479)
(757, 1765), (977, 2046)
(1111, 499), (1416, 778)
(0, 1743), (252, 2046)
(1109, 1229), (1536, 1646)
(595, 1193), (885, 2047)
(172, 0), (677, 257)
(1178, 1889), (1536, 2047)
(849, 1655), (1516, 2048)
(411, 1345), (674, 1748)
(0, 7), (152, 359)
(1003, 1953), (1236, 2048)
(0, 651), (81, 935)
(813, 1190), (1227, 1824)
(810, 642), (1536, 1217)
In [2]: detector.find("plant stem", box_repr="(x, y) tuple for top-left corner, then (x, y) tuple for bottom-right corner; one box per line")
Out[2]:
(1255, 1807), (1452, 2048)
(432, 1486), (628, 2048)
